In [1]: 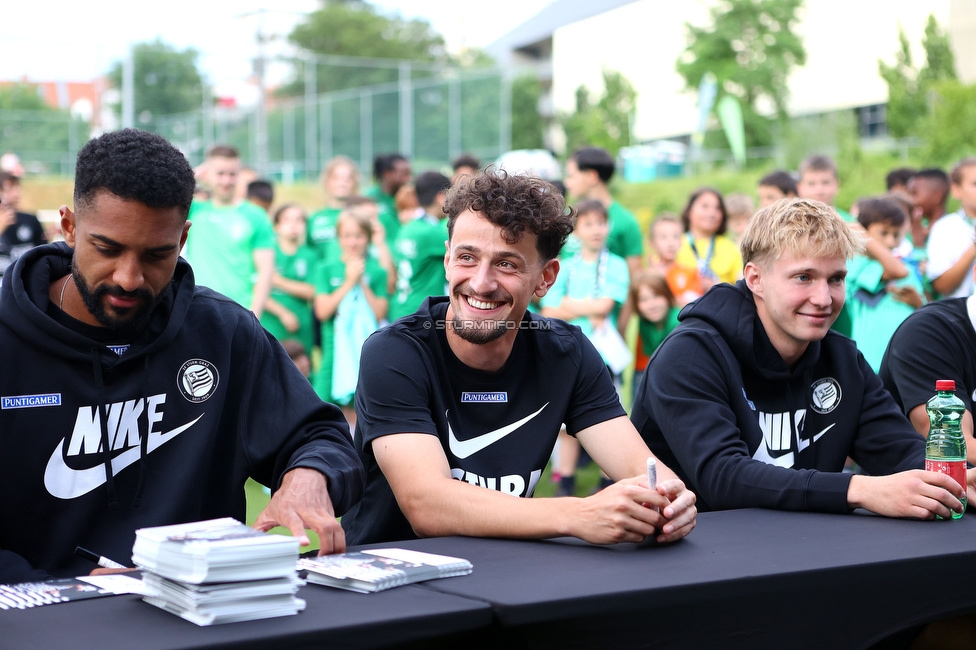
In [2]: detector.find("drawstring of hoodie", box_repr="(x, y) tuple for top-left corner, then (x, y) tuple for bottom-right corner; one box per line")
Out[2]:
(90, 348), (152, 509)
(90, 348), (119, 510)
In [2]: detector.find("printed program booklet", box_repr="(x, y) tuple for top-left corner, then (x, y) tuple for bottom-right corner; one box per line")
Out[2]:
(0, 574), (143, 610)
(133, 517), (304, 625)
(299, 548), (472, 594)
(132, 517), (300, 584)
(140, 573), (306, 626)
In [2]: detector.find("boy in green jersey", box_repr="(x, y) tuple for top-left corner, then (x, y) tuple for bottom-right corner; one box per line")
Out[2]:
(563, 147), (643, 277)
(388, 171), (452, 322)
(365, 153), (411, 244)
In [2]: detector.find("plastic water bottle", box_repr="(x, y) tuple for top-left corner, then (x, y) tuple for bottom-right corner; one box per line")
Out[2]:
(925, 379), (967, 519)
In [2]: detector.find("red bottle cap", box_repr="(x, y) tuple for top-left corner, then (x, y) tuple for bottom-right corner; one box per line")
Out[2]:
(936, 380), (956, 391)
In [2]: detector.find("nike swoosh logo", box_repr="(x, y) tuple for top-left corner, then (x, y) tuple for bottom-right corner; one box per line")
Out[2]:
(796, 423), (835, 453)
(811, 423), (835, 443)
(43, 415), (203, 500)
(448, 403), (548, 459)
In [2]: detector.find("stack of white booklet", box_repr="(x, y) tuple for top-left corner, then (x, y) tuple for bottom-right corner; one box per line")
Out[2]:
(132, 517), (304, 626)
(299, 548), (472, 594)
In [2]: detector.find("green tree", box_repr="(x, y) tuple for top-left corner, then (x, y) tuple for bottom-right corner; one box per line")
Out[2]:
(560, 69), (636, 156)
(285, 0), (450, 95)
(675, 0), (805, 148)
(0, 84), (88, 174)
(107, 39), (204, 121)
(879, 15), (957, 139)
(920, 80), (976, 165)
(0, 84), (50, 111)
(511, 75), (544, 151)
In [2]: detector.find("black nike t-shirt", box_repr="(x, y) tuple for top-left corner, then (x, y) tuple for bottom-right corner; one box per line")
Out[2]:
(342, 296), (625, 545)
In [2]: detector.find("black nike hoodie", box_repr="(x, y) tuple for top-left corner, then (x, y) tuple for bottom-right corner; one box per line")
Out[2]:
(0, 242), (364, 582)
(632, 281), (923, 513)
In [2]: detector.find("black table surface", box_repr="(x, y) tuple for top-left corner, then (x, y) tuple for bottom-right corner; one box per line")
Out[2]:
(395, 508), (976, 649)
(0, 574), (493, 649)
(4, 508), (976, 649)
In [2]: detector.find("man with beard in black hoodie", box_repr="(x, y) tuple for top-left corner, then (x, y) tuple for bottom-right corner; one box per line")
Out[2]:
(632, 197), (975, 518)
(0, 129), (364, 584)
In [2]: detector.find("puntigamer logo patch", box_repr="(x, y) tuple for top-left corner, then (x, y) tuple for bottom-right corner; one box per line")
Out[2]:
(2, 393), (61, 409)
(461, 392), (508, 403)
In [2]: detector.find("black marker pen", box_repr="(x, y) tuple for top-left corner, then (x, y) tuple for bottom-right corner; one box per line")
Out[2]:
(75, 546), (126, 569)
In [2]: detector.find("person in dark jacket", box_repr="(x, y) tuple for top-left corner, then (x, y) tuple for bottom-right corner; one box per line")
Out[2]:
(633, 197), (974, 518)
(0, 129), (364, 584)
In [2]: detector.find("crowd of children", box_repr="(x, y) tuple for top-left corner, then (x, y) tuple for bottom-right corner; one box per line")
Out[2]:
(187, 144), (976, 464)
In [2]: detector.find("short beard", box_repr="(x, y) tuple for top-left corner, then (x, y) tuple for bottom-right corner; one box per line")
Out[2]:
(72, 259), (161, 337)
(450, 313), (509, 344)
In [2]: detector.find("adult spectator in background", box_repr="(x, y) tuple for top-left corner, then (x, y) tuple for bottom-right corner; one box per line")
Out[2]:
(451, 153), (481, 185)
(633, 198), (972, 518)
(563, 147), (644, 278)
(757, 170), (798, 209)
(0, 171), (47, 283)
(308, 156), (360, 262)
(389, 171), (452, 323)
(366, 153), (411, 244)
(0, 129), (363, 584)
(184, 145), (275, 318)
(926, 158), (976, 299)
(885, 167), (916, 194)
(342, 169), (696, 546)
(880, 296), (976, 465)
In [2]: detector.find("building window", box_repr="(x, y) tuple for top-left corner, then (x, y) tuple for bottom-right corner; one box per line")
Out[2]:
(857, 104), (887, 138)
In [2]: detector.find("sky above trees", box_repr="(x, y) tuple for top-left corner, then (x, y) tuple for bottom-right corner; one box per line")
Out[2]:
(0, 0), (554, 86)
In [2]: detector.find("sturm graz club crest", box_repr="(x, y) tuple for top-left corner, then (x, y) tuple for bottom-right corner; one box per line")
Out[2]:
(178, 359), (218, 403)
(810, 377), (842, 414)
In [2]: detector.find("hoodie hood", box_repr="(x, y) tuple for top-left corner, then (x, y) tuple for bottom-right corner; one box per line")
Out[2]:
(0, 241), (194, 368)
(678, 279), (822, 381)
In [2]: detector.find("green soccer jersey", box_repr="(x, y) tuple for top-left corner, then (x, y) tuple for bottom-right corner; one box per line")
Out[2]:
(260, 243), (318, 355)
(364, 186), (401, 244)
(307, 207), (342, 262)
(389, 214), (448, 322)
(638, 306), (682, 357)
(185, 200), (276, 309)
(312, 256), (388, 404)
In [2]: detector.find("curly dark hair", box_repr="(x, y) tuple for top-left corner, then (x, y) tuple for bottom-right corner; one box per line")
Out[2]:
(443, 168), (574, 262)
(74, 128), (195, 219)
